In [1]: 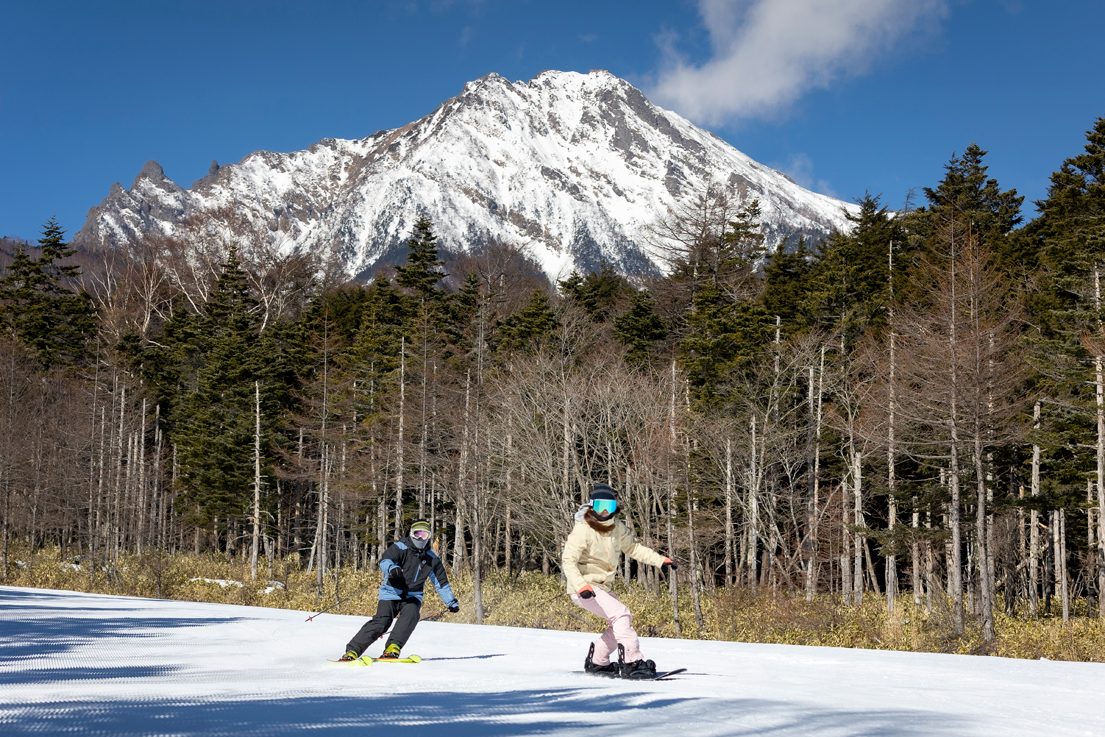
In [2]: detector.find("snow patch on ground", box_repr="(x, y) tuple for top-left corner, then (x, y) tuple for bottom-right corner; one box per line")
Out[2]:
(2, 586), (1102, 736)
(188, 577), (244, 588)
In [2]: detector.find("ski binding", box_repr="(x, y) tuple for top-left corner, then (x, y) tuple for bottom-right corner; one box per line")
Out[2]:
(329, 654), (422, 666)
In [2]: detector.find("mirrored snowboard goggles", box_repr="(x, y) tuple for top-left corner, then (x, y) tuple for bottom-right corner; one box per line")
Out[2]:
(411, 529), (432, 540)
(591, 498), (617, 515)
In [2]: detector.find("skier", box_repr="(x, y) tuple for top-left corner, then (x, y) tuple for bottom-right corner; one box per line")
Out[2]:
(562, 483), (677, 679)
(340, 519), (459, 661)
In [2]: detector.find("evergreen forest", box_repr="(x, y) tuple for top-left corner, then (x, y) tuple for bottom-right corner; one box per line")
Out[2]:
(3, 118), (1105, 648)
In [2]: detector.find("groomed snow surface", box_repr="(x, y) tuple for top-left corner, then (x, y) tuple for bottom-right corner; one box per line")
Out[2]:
(2, 586), (1101, 736)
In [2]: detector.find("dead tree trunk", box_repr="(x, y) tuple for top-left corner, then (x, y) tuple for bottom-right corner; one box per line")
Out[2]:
(1095, 263), (1105, 619)
(1030, 400), (1041, 616)
(395, 337), (405, 539)
(725, 437), (734, 587)
(251, 381), (261, 581)
(668, 359), (681, 636)
(887, 241), (898, 612)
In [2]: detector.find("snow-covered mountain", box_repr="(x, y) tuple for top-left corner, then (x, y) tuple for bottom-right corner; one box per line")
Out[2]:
(74, 70), (857, 280)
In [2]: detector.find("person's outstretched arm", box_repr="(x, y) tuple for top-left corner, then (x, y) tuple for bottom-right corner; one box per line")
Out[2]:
(429, 553), (459, 611)
(618, 524), (669, 569)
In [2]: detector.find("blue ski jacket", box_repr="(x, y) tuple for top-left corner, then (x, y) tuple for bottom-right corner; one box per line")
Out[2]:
(378, 537), (458, 607)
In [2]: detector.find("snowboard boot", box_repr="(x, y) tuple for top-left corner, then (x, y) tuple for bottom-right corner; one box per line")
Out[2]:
(339, 650), (359, 662)
(622, 658), (658, 680)
(584, 642), (619, 677)
(379, 643), (402, 660)
(616, 643), (657, 679)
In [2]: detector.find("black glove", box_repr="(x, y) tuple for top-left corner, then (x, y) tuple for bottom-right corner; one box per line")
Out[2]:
(661, 558), (678, 572)
(578, 585), (595, 599)
(387, 567), (405, 586)
(448, 603), (460, 613)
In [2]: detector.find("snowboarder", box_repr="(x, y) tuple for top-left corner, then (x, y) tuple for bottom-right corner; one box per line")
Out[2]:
(340, 519), (459, 661)
(561, 483), (677, 679)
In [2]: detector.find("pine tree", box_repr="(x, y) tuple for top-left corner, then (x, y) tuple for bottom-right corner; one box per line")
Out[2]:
(395, 215), (446, 299)
(679, 284), (772, 405)
(806, 193), (905, 344)
(911, 144), (1025, 273)
(172, 248), (268, 526)
(1033, 117), (1105, 287)
(495, 289), (559, 356)
(1024, 117), (1105, 617)
(340, 278), (410, 431)
(760, 237), (814, 333)
(557, 263), (630, 321)
(613, 288), (667, 365)
(0, 218), (96, 367)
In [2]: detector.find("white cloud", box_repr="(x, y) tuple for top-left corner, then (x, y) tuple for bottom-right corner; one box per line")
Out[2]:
(650, 0), (947, 126)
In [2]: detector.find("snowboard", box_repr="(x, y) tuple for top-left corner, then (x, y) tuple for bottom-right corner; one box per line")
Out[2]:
(600, 645), (687, 680)
(640, 667), (687, 681)
(329, 654), (422, 666)
(585, 667), (687, 680)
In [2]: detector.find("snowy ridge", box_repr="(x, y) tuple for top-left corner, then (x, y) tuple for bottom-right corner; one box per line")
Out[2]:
(3, 586), (1102, 736)
(75, 70), (858, 280)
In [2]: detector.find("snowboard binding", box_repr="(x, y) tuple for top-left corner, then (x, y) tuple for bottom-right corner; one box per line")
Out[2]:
(584, 642), (620, 677)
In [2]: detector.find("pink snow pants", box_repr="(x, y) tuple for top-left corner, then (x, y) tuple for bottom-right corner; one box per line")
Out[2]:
(570, 588), (643, 665)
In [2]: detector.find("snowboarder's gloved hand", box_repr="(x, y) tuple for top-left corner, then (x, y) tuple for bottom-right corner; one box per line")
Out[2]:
(662, 558), (678, 572)
(578, 584), (595, 599)
(387, 567), (405, 586)
(448, 602), (460, 613)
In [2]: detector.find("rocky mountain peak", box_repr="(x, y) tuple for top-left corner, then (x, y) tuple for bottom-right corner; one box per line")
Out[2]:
(74, 70), (856, 280)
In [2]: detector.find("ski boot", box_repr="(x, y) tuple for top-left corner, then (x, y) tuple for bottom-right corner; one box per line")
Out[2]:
(617, 644), (657, 680)
(584, 642), (619, 677)
(379, 643), (402, 660)
(339, 650), (359, 662)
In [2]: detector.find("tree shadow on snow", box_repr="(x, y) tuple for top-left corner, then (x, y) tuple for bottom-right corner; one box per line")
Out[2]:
(0, 614), (252, 660)
(0, 588), (143, 613)
(0, 587), (142, 602)
(0, 689), (966, 737)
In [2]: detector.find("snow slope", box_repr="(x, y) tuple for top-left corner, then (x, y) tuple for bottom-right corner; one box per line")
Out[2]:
(74, 71), (858, 280)
(2, 586), (1100, 736)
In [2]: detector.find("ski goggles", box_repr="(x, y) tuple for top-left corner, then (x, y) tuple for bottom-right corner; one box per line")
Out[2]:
(411, 529), (432, 541)
(591, 498), (617, 515)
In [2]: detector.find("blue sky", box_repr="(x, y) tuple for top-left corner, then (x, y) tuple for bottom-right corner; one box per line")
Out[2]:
(2, 0), (1103, 243)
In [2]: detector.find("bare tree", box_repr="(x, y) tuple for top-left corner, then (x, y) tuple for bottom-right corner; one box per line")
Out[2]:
(894, 216), (1023, 639)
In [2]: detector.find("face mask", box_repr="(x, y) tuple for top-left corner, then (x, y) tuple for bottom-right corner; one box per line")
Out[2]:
(411, 528), (431, 549)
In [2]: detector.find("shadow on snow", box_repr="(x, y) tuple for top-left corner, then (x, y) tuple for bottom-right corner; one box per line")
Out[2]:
(0, 588), (968, 736)
(0, 689), (965, 737)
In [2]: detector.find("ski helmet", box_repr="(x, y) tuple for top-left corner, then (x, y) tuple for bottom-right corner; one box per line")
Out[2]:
(409, 519), (432, 549)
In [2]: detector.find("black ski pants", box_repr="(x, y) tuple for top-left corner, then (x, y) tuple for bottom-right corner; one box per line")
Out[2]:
(346, 597), (422, 656)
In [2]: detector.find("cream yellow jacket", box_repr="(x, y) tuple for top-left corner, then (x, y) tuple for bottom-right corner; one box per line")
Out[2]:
(561, 512), (666, 595)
